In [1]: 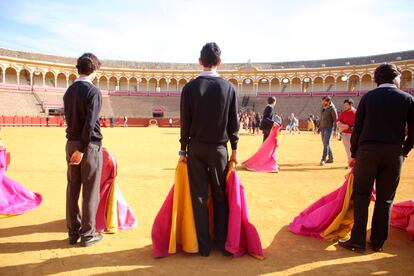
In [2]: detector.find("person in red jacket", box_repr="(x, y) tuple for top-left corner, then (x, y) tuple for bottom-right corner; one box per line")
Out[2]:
(337, 98), (356, 166)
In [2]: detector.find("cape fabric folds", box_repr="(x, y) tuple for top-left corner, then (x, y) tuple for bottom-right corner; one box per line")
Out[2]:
(95, 148), (137, 233)
(390, 200), (414, 240)
(151, 162), (264, 259)
(289, 172), (356, 241)
(0, 148), (42, 218)
(242, 125), (280, 172)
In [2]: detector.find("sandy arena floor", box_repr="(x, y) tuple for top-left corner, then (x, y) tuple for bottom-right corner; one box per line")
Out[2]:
(0, 127), (413, 275)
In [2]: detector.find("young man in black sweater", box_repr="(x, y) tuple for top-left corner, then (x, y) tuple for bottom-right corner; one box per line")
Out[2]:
(260, 97), (277, 142)
(339, 63), (414, 253)
(179, 42), (239, 257)
(63, 53), (103, 247)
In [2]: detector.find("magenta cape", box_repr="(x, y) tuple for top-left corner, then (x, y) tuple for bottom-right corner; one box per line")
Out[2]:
(391, 200), (414, 240)
(243, 125), (279, 172)
(151, 162), (264, 259)
(289, 172), (354, 241)
(0, 148), (42, 217)
(95, 148), (137, 233)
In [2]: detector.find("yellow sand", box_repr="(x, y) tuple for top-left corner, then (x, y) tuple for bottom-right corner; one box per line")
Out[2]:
(0, 127), (413, 275)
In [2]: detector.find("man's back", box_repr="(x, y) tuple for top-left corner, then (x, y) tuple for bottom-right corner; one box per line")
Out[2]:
(356, 87), (413, 146)
(63, 81), (102, 144)
(180, 76), (239, 150)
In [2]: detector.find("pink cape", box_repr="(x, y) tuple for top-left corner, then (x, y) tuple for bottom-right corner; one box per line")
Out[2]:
(391, 200), (414, 240)
(151, 162), (264, 259)
(0, 148), (42, 217)
(243, 125), (279, 172)
(289, 176), (350, 240)
(95, 148), (137, 232)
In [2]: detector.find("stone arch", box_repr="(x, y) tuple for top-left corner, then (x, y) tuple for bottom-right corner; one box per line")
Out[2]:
(159, 78), (168, 92)
(129, 77), (138, 91)
(170, 78), (178, 91)
(148, 78), (158, 92)
(119, 76), (128, 90)
(313, 76), (324, 92)
(271, 78), (280, 92)
(56, 73), (67, 88)
(45, 71), (55, 87)
(348, 75), (360, 92)
(361, 74), (373, 91)
(242, 78), (254, 94)
(5, 67), (18, 84)
(19, 68), (31, 85)
(257, 78), (270, 92)
(401, 70), (412, 89)
(324, 76), (335, 92)
(291, 77), (301, 92)
(98, 76), (108, 90)
(108, 76), (118, 90)
(178, 79), (187, 92)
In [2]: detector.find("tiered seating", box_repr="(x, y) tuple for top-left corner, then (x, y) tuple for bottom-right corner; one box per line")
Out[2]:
(0, 91), (42, 116)
(109, 95), (180, 117)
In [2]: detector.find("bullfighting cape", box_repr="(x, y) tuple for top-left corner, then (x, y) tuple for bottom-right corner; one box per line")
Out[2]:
(151, 161), (264, 259)
(95, 148), (137, 233)
(0, 148), (42, 218)
(390, 200), (414, 240)
(243, 125), (279, 172)
(289, 171), (356, 241)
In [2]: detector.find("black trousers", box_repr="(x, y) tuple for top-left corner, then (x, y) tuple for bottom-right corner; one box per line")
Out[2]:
(350, 144), (403, 249)
(66, 141), (102, 239)
(263, 129), (271, 142)
(187, 140), (229, 254)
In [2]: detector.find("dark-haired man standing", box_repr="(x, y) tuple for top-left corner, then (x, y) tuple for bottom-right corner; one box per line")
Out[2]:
(180, 42), (239, 257)
(339, 64), (414, 253)
(63, 53), (103, 247)
(260, 97), (277, 141)
(319, 96), (338, 165)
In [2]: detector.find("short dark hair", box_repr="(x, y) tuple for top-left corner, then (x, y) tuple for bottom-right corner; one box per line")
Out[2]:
(322, 96), (331, 102)
(76, 53), (101, 75)
(200, 42), (221, 68)
(344, 98), (354, 105)
(374, 63), (401, 85)
(267, 97), (276, 104)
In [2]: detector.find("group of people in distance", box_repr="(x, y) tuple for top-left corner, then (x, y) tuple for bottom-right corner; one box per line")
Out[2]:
(2, 42), (413, 258)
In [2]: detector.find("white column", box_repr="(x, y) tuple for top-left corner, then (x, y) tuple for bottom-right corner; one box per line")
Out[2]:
(17, 71), (20, 86)
(268, 81), (271, 92)
(137, 80), (140, 91)
(54, 77), (58, 87)
(146, 81), (149, 92)
(127, 79), (130, 91)
(42, 75), (46, 87)
(2, 70), (5, 83)
(322, 79), (325, 91)
(30, 73), (33, 86)
(166, 80), (170, 91)
(358, 79), (362, 91)
(107, 79), (110, 90)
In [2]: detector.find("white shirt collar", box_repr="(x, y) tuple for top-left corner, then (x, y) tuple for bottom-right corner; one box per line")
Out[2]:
(199, 70), (220, 77)
(378, 83), (397, 88)
(74, 76), (94, 84)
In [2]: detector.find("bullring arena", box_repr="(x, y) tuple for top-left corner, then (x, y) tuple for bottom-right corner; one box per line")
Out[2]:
(0, 49), (414, 275)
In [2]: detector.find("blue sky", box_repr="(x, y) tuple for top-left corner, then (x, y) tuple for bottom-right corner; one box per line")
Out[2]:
(0, 0), (413, 63)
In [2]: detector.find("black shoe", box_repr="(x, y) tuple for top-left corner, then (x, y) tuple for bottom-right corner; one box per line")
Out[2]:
(326, 159), (334, 164)
(221, 249), (233, 257)
(199, 251), (210, 257)
(368, 241), (383, 252)
(68, 235), (80, 245)
(80, 234), (103, 247)
(338, 240), (366, 253)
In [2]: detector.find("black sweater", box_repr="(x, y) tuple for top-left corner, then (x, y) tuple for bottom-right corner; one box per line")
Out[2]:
(350, 86), (414, 158)
(180, 76), (239, 151)
(63, 81), (102, 153)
